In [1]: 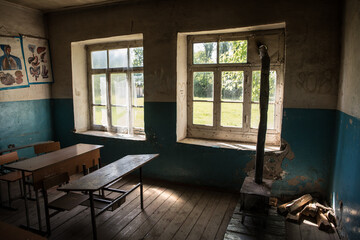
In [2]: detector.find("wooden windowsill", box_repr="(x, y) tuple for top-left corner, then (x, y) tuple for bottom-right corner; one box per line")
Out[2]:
(75, 130), (146, 141)
(177, 138), (280, 152)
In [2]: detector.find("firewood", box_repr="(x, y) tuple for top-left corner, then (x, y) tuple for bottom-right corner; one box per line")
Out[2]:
(278, 194), (313, 215)
(286, 212), (301, 223)
(317, 212), (333, 232)
(300, 202), (317, 218)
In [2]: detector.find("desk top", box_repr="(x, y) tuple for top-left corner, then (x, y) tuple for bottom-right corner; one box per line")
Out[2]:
(5, 143), (103, 172)
(59, 154), (159, 191)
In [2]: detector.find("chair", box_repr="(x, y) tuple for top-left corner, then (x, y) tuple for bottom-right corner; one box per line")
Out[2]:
(34, 141), (61, 155)
(41, 172), (88, 235)
(0, 152), (31, 209)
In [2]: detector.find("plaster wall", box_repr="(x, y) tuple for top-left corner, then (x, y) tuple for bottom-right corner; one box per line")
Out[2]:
(332, 0), (360, 239)
(47, 0), (341, 109)
(0, 1), (53, 157)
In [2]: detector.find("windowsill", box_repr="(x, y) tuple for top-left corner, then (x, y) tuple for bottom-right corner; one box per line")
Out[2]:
(75, 130), (146, 141)
(177, 138), (280, 152)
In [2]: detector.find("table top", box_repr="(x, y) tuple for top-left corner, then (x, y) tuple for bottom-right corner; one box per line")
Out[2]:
(5, 143), (103, 172)
(59, 154), (159, 192)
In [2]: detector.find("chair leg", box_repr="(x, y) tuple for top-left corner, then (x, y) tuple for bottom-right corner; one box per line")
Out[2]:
(7, 182), (11, 208)
(35, 190), (42, 232)
(43, 190), (51, 236)
(19, 180), (23, 197)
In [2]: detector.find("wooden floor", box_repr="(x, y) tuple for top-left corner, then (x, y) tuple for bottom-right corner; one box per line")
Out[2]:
(0, 175), (238, 240)
(0, 175), (341, 240)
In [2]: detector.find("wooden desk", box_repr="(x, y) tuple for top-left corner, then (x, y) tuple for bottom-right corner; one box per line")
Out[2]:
(58, 153), (159, 240)
(5, 143), (103, 233)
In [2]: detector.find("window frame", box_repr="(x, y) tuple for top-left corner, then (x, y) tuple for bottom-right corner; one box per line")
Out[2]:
(86, 40), (144, 135)
(186, 30), (284, 145)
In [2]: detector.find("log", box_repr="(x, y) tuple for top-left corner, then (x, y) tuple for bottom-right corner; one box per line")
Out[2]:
(300, 202), (317, 218)
(317, 212), (333, 232)
(286, 212), (301, 223)
(277, 194), (313, 215)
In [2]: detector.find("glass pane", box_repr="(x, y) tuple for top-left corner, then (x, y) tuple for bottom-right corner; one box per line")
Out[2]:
(193, 72), (214, 100)
(133, 107), (144, 128)
(111, 106), (128, 128)
(93, 106), (107, 126)
(219, 40), (247, 63)
(109, 48), (127, 68)
(193, 42), (217, 64)
(221, 71), (244, 102)
(252, 70), (277, 103)
(269, 71), (277, 103)
(221, 103), (243, 127)
(193, 102), (213, 126)
(91, 50), (107, 69)
(251, 103), (275, 129)
(111, 73), (127, 105)
(132, 73), (144, 106)
(92, 74), (107, 105)
(130, 47), (143, 67)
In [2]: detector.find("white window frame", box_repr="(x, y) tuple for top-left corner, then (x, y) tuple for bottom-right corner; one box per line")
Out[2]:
(186, 29), (284, 146)
(87, 40), (144, 135)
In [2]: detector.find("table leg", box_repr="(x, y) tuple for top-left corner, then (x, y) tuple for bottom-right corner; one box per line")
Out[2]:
(89, 192), (97, 240)
(35, 190), (42, 231)
(22, 171), (30, 228)
(140, 167), (143, 210)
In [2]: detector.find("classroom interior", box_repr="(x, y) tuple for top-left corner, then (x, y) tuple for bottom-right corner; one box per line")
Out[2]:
(0, 0), (359, 239)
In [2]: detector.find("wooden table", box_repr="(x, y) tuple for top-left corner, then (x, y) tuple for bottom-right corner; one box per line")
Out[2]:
(58, 153), (159, 240)
(5, 143), (103, 234)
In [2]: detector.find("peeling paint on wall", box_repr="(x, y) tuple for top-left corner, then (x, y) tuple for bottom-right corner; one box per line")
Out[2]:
(244, 140), (295, 180)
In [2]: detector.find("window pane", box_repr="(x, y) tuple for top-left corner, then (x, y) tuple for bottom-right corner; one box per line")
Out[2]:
(109, 48), (127, 68)
(111, 73), (127, 106)
(221, 103), (243, 127)
(111, 106), (128, 128)
(91, 50), (107, 69)
(193, 72), (214, 100)
(252, 70), (277, 103)
(193, 102), (213, 126)
(92, 74), (107, 105)
(130, 47), (143, 67)
(219, 40), (247, 63)
(251, 103), (275, 129)
(193, 42), (217, 64)
(133, 107), (144, 128)
(221, 71), (244, 102)
(93, 106), (107, 126)
(132, 73), (144, 106)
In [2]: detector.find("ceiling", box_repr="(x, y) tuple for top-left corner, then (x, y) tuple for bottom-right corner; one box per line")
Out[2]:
(4, 0), (130, 12)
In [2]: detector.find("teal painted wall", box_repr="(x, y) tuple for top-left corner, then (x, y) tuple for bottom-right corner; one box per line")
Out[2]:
(0, 99), (54, 158)
(52, 99), (336, 194)
(332, 111), (360, 240)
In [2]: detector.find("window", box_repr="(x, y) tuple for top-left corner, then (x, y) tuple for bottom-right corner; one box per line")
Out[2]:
(186, 29), (284, 146)
(87, 40), (144, 135)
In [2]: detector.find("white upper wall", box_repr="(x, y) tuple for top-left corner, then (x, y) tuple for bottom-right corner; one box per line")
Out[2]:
(0, 0), (50, 102)
(338, 0), (360, 118)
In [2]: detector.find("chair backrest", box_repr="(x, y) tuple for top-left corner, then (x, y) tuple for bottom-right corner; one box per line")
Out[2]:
(0, 152), (19, 165)
(34, 141), (61, 155)
(42, 172), (69, 191)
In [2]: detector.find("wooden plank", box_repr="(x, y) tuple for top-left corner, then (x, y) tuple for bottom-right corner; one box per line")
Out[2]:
(143, 187), (196, 239)
(34, 141), (61, 155)
(172, 190), (214, 239)
(0, 221), (47, 240)
(0, 151), (18, 165)
(128, 185), (186, 239)
(58, 154), (159, 191)
(186, 191), (222, 240)
(157, 189), (204, 240)
(201, 193), (233, 240)
(214, 193), (240, 240)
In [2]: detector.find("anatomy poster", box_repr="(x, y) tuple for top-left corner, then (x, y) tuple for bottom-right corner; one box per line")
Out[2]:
(22, 36), (53, 84)
(0, 36), (28, 90)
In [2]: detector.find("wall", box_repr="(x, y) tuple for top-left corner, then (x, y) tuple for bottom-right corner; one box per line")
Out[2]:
(332, 0), (360, 239)
(0, 1), (53, 158)
(47, 0), (340, 194)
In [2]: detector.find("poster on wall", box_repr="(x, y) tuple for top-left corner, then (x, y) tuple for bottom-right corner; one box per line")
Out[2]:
(22, 36), (53, 84)
(0, 36), (29, 90)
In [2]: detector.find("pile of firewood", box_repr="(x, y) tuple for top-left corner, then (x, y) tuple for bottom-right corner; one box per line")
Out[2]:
(277, 194), (336, 233)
